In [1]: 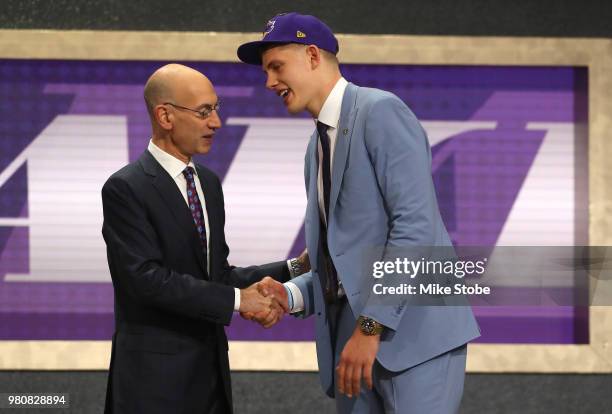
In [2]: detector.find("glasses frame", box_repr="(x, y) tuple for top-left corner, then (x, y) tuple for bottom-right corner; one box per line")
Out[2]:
(163, 101), (220, 119)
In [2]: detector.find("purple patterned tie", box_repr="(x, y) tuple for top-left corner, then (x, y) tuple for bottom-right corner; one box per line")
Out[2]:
(182, 167), (207, 248)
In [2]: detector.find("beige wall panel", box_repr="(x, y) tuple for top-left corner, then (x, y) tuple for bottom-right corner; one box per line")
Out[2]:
(0, 31), (610, 373)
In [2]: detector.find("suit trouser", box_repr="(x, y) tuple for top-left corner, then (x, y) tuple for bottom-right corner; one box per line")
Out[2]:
(329, 300), (467, 414)
(104, 331), (231, 414)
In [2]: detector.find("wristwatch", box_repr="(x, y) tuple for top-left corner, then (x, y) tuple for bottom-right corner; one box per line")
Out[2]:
(289, 257), (304, 276)
(357, 316), (384, 336)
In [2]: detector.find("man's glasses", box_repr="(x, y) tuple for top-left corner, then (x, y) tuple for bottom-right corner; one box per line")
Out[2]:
(163, 101), (221, 119)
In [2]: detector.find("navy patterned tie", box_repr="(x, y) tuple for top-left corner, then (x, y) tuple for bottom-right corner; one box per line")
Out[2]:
(317, 121), (332, 222)
(182, 167), (207, 248)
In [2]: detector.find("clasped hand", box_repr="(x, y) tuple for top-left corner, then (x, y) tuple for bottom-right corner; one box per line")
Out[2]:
(239, 277), (288, 328)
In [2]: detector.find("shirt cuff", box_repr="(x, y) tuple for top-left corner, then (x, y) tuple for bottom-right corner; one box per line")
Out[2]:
(233, 288), (241, 311)
(284, 281), (304, 313)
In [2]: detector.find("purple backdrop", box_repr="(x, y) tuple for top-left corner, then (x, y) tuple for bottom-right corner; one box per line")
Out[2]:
(0, 60), (588, 343)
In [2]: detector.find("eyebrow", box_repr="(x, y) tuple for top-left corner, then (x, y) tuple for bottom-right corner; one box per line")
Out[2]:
(195, 100), (219, 110)
(262, 60), (282, 72)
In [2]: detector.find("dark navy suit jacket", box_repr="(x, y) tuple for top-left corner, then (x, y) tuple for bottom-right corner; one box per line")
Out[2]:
(102, 150), (289, 413)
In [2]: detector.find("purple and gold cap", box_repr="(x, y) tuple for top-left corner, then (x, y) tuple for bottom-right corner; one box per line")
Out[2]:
(237, 12), (339, 65)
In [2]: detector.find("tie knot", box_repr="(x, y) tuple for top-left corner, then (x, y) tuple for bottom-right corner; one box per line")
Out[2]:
(182, 166), (195, 180)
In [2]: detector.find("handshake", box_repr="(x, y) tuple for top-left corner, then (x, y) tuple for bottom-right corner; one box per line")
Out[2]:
(237, 249), (309, 328)
(238, 276), (289, 328)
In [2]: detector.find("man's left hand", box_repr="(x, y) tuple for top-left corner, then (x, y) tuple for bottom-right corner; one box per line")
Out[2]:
(336, 324), (380, 398)
(240, 277), (288, 328)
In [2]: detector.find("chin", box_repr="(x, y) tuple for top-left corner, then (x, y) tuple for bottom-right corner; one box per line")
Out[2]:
(196, 143), (212, 155)
(286, 103), (304, 115)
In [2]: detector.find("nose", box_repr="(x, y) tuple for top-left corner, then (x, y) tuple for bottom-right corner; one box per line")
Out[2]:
(265, 72), (277, 90)
(207, 109), (222, 130)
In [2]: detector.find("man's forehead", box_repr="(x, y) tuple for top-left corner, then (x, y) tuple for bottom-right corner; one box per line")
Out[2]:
(195, 95), (219, 108)
(261, 46), (284, 64)
(174, 80), (216, 105)
(191, 90), (218, 107)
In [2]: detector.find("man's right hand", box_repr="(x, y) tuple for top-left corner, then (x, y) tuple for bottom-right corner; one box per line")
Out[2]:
(256, 277), (289, 311)
(240, 277), (289, 328)
(239, 283), (279, 314)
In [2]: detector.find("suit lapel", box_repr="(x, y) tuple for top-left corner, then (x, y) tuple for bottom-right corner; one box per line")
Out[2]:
(306, 132), (320, 215)
(139, 151), (207, 276)
(195, 165), (217, 280)
(329, 83), (359, 219)
(305, 132), (327, 289)
(305, 132), (320, 251)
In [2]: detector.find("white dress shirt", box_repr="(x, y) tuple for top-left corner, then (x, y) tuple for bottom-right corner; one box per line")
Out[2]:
(285, 77), (349, 312)
(147, 140), (241, 311)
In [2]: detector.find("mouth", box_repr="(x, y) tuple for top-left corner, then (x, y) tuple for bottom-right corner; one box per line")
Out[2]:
(278, 88), (291, 104)
(201, 134), (214, 141)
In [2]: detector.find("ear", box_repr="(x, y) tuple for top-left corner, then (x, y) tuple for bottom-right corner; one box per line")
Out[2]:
(305, 45), (322, 70)
(154, 104), (173, 130)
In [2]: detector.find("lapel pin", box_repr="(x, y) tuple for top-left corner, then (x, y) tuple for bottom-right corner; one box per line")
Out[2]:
(343, 128), (349, 135)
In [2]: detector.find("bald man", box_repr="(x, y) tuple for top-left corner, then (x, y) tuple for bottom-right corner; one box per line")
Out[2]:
(101, 64), (307, 414)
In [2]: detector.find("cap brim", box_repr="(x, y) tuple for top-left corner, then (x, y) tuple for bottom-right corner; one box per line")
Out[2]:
(237, 41), (269, 65)
(237, 40), (291, 65)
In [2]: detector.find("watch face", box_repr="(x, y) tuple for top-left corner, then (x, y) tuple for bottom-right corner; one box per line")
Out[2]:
(359, 316), (382, 335)
(361, 318), (375, 334)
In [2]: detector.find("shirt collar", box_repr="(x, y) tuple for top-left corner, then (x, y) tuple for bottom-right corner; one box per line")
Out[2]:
(316, 77), (348, 130)
(148, 139), (196, 179)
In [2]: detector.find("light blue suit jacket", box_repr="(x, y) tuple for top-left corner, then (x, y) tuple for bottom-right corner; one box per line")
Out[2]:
(291, 83), (481, 396)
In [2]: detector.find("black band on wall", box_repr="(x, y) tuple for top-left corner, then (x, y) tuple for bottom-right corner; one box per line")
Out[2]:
(1, 0), (611, 38)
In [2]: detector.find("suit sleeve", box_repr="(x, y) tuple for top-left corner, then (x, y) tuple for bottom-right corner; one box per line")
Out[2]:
(102, 175), (235, 325)
(289, 144), (317, 318)
(288, 272), (315, 318)
(210, 174), (290, 289)
(360, 96), (441, 331)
